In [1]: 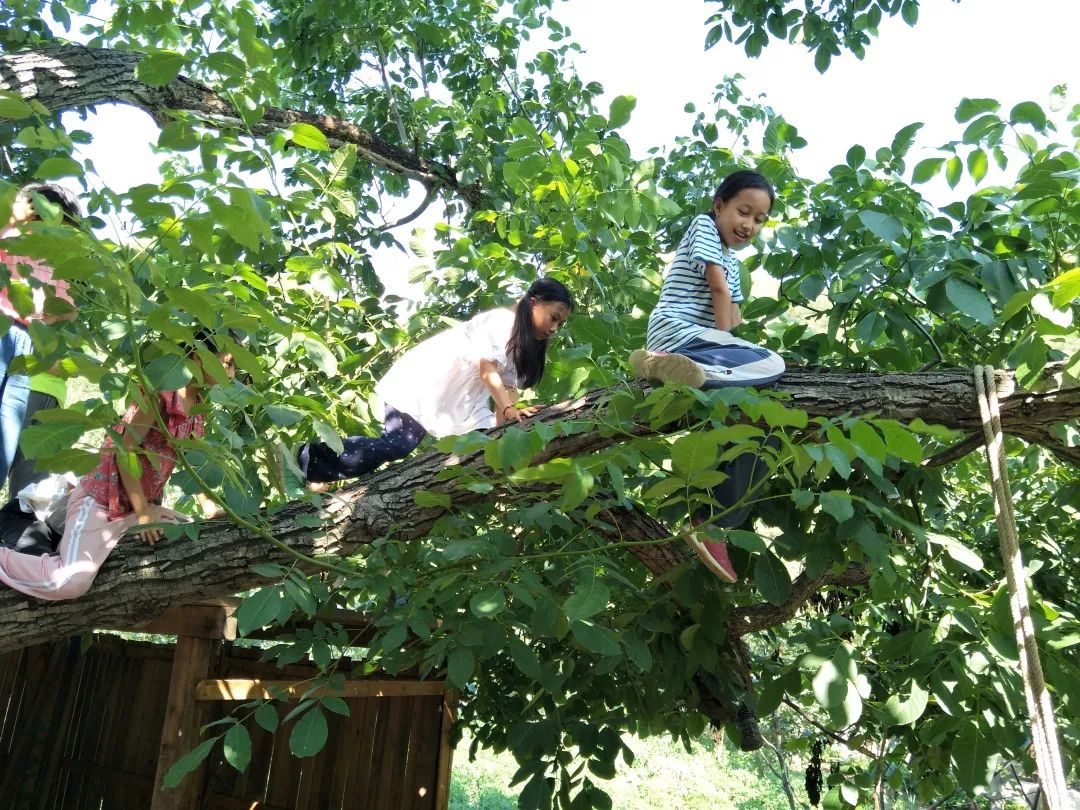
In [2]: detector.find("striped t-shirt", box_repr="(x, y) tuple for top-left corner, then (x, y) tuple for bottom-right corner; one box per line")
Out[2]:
(646, 214), (743, 352)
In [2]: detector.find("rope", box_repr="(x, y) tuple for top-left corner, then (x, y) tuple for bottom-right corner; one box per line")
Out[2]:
(973, 365), (1071, 809)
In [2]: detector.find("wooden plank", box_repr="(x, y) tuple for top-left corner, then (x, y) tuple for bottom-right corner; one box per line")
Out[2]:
(433, 693), (456, 810)
(374, 696), (411, 810)
(196, 678), (446, 702)
(134, 604), (238, 641)
(404, 695), (443, 810)
(151, 635), (217, 810)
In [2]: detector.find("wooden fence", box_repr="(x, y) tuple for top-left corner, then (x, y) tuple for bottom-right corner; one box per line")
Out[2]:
(0, 633), (452, 809)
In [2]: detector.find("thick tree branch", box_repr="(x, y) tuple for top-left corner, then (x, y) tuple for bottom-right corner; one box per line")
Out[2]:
(0, 45), (487, 210)
(0, 367), (1075, 653)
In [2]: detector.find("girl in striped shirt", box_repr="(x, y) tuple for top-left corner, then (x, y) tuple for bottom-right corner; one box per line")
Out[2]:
(630, 170), (785, 583)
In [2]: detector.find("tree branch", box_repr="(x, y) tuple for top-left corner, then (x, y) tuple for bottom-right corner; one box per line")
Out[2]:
(1, 367), (1076, 651)
(0, 45), (488, 210)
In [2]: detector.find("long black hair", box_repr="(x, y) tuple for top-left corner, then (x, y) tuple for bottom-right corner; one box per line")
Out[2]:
(506, 278), (574, 389)
(711, 170), (775, 212)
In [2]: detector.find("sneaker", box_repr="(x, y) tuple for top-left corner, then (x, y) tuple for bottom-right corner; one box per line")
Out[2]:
(629, 349), (707, 387)
(628, 349), (651, 380)
(736, 704), (765, 752)
(684, 528), (738, 583)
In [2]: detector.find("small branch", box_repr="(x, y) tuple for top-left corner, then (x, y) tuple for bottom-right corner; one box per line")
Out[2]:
(923, 432), (983, 468)
(727, 564), (869, 638)
(375, 185), (438, 233)
(782, 697), (877, 759)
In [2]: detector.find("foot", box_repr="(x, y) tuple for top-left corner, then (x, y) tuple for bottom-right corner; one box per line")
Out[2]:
(683, 528), (738, 583)
(628, 350), (706, 387)
(736, 705), (765, 752)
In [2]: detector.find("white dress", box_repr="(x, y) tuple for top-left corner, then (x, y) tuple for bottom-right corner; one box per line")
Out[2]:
(375, 308), (519, 438)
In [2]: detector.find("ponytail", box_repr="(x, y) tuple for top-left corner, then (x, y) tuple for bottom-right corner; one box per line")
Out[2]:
(506, 278), (574, 388)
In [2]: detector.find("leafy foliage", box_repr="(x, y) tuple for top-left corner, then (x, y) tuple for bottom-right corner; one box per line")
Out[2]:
(1, 1), (1079, 808)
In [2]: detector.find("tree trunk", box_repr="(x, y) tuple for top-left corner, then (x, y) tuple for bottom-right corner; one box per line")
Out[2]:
(0, 367), (1074, 653)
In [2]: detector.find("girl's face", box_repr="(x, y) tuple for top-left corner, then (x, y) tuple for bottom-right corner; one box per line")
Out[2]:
(531, 300), (571, 340)
(712, 187), (772, 249)
(195, 352), (237, 387)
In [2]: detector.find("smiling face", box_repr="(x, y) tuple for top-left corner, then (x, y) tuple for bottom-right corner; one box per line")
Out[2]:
(531, 299), (571, 340)
(712, 187), (772, 249)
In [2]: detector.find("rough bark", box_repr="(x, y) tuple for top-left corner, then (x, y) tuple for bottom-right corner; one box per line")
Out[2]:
(0, 45), (487, 209)
(1, 366), (1074, 653)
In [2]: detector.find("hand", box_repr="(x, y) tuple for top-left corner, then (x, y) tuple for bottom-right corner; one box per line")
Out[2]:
(498, 404), (539, 425)
(132, 507), (184, 546)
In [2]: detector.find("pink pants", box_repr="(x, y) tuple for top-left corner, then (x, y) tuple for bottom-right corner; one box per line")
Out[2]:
(0, 485), (187, 601)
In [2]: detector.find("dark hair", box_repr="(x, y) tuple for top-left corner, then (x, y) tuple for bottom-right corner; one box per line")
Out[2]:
(506, 278), (574, 389)
(16, 183), (83, 226)
(188, 327), (241, 356)
(711, 170), (775, 213)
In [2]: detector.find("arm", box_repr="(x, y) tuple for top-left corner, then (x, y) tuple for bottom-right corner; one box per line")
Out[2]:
(479, 358), (538, 425)
(706, 263), (735, 332)
(114, 404), (180, 545)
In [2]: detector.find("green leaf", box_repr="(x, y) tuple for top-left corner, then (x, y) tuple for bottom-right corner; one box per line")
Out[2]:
(955, 97), (1000, 123)
(885, 680), (929, 725)
(953, 721), (995, 794)
(1009, 100), (1047, 130)
(564, 578), (611, 622)
(469, 587), (506, 618)
(875, 420), (923, 463)
(570, 621), (621, 656)
(607, 95), (637, 129)
(311, 419), (344, 455)
(845, 144), (865, 168)
(671, 433), (719, 475)
(819, 491), (854, 523)
(136, 50), (187, 86)
(236, 586), (287, 636)
(223, 723), (251, 772)
(448, 647), (475, 688)
(163, 737), (217, 788)
(289, 123), (330, 151)
(34, 157), (82, 180)
(144, 354), (194, 391)
(414, 490), (451, 508)
(900, 0), (918, 26)
(508, 637), (544, 681)
(849, 421), (887, 462)
(254, 702), (279, 733)
(911, 158), (944, 183)
(754, 551), (791, 606)
(967, 148), (988, 183)
(18, 423), (89, 460)
(289, 706), (328, 758)
(945, 277), (995, 325)
(0, 91), (33, 120)
(858, 211), (902, 244)
(945, 155), (963, 188)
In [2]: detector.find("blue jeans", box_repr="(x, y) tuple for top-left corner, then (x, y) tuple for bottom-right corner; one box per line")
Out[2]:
(674, 337), (784, 529)
(0, 324), (32, 485)
(299, 406), (427, 483)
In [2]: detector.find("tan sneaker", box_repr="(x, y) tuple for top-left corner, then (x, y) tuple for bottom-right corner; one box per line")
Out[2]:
(629, 349), (706, 387)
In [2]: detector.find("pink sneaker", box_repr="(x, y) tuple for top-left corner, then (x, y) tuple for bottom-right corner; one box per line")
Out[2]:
(684, 529), (738, 583)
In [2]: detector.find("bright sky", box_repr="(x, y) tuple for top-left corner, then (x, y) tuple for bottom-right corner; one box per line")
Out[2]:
(63, 0), (1080, 290)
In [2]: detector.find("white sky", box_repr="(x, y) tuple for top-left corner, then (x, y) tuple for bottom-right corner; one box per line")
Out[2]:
(62, 0), (1080, 291)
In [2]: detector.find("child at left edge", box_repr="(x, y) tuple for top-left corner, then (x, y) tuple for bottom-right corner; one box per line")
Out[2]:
(0, 333), (235, 601)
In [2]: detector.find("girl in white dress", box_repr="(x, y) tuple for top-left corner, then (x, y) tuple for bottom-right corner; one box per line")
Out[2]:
(297, 279), (573, 483)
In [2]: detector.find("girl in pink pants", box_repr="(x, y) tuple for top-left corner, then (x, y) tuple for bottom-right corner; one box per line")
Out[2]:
(0, 346), (234, 600)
